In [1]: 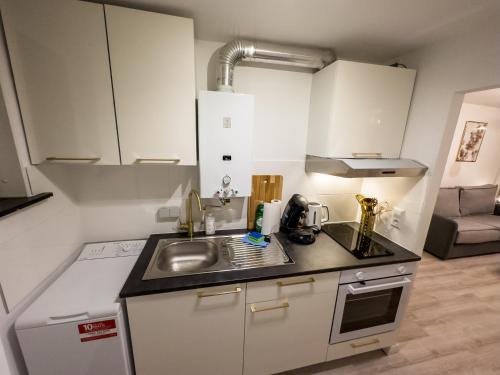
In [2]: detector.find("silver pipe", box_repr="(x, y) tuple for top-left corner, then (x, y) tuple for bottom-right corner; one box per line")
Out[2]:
(217, 39), (335, 91)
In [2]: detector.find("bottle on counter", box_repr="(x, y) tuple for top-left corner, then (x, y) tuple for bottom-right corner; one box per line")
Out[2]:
(205, 213), (216, 235)
(255, 201), (264, 233)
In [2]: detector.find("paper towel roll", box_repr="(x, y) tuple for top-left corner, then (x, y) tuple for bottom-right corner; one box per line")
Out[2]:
(261, 199), (282, 235)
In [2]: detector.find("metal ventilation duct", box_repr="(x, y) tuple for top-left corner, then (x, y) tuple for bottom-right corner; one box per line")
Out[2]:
(217, 39), (335, 91)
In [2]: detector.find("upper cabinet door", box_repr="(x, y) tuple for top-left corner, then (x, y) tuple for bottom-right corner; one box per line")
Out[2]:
(105, 5), (196, 166)
(307, 60), (416, 159)
(1, 0), (119, 165)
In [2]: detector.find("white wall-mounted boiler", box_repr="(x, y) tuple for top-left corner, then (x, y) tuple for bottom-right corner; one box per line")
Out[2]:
(198, 90), (254, 199)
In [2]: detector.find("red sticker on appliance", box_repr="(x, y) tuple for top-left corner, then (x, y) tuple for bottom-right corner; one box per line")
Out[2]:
(78, 319), (118, 343)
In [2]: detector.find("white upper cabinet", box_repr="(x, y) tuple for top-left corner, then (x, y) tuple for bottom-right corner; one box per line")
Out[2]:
(1, 0), (119, 165)
(307, 60), (416, 159)
(105, 5), (196, 165)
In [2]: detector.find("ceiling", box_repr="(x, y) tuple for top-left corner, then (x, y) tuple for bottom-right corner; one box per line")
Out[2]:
(101, 0), (500, 62)
(464, 88), (500, 108)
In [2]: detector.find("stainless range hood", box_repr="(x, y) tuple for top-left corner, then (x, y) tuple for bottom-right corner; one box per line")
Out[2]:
(305, 155), (428, 178)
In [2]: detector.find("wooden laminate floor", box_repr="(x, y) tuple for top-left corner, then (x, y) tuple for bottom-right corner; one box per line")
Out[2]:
(283, 252), (500, 375)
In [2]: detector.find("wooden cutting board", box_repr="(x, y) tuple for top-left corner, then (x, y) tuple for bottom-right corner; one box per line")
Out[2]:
(247, 175), (283, 230)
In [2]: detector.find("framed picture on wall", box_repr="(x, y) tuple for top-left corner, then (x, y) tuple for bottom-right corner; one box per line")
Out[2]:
(456, 121), (488, 162)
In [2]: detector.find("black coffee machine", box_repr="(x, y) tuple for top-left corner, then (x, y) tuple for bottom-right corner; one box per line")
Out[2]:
(280, 194), (316, 244)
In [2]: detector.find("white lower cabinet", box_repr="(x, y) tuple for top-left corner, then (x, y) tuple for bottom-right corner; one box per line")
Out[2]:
(243, 273), (339, 375)
(126, 273), (347, 375)
(126, 284), (245, 375)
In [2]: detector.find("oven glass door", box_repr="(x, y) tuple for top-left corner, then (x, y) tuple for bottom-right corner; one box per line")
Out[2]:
(330, 275), (412, 344)
(341, 287), (402, 333)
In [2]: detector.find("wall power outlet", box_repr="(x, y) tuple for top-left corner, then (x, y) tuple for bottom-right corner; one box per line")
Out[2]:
(390, 207), (405, 229)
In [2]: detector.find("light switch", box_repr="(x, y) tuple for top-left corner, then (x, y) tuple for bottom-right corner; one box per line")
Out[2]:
(168, 206), (181, 217)
(158, 206), (181, 220)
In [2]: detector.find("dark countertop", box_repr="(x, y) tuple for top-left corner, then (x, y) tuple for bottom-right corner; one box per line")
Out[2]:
(120, 224), (421, 298)
(0, 193), (53, 218)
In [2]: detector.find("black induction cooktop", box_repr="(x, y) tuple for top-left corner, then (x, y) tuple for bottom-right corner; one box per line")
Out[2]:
(322, 223), (394, 259)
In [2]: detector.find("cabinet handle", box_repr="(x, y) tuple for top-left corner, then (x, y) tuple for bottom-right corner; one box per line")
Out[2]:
(250, 302), (290, 313)
(46, 157), (101, 163)
(351, 152), (382, 158)
(135, 158), (180, 164)
(277, 277), (315, 287)
(197, 287), (242, 298)
(350, 338), (380, 348)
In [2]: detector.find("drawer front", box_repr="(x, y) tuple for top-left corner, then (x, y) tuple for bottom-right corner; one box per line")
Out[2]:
(246, 272), (340, 303)
(326, 331), (397, 361)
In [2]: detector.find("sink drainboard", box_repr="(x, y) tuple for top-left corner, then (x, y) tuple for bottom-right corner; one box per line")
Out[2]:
(226, 237), (291, 269)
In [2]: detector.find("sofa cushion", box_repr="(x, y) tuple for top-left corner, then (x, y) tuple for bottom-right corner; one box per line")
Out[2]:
(464, 214), (500, 230)
(459, 184), (497, 216)
(453, 217), (500, 244)
(434, 187), (461, 217)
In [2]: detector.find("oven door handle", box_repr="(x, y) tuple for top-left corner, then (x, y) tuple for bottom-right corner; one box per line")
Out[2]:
(347, 277), (412, 295)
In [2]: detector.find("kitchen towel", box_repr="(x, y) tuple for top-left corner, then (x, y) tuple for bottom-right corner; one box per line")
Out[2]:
(261, 199), (282, 235)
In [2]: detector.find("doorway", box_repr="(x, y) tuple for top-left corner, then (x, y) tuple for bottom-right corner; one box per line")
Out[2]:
(425, 87), (500, 259)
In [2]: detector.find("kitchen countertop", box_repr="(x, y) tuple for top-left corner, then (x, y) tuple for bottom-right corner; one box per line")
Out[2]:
(0, 192), (53, 218)
(120, 225), (420, 298)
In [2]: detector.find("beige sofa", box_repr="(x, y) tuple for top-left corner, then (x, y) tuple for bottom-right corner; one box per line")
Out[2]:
(425, 184), (500, 259)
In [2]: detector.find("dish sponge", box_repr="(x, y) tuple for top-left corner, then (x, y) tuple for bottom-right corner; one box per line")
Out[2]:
(243, 232), (269, 248)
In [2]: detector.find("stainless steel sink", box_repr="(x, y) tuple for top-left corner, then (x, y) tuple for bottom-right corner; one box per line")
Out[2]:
(156, 240), (219, 273)
(142, 234), (292, 280)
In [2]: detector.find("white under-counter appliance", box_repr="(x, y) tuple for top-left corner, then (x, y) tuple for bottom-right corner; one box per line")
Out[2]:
(198, 90), (254, 200)
(15, 239), (146, 375)
(330, 262), (417, 344)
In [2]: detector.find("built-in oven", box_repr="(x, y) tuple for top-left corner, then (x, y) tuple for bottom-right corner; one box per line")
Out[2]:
(330, 262), (417, 344)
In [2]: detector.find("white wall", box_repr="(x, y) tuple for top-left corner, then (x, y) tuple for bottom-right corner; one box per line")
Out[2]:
(0, 341), (9, 375)
(0, 168), (83, 310)
(0, 302), (15, 375)
(441, 103), (500, 187)
(383, 22), (500, 254)
(0, 87), (25, 197)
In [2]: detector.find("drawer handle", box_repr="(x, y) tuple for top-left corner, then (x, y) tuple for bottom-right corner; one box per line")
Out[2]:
(351, 152), (382, 158)
(250, 302), (290, 313)
(135, 158), (180, 164)
(46, 157), (101, 163)
(197, 287), (242, 298)
(350, 338), (380, 348)
(277, 277), (315, 287)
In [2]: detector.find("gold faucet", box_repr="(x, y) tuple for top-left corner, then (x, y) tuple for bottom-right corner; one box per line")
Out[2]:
(179, 189), (203, 238)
